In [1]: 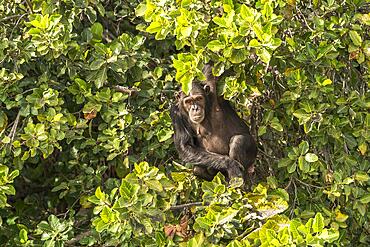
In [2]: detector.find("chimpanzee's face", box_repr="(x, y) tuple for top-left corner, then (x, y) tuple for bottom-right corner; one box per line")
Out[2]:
(181, 82), (211, 125)
(183, 93), (206, 124)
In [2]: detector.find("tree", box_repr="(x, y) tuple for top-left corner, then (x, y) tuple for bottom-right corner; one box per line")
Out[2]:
(0, 0), (369, 246)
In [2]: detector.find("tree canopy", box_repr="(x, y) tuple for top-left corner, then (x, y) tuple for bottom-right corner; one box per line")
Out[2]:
(0, 0), (369, 246)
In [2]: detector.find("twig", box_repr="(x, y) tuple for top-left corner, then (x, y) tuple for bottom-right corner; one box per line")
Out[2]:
(170, 202), (207, 211)
(258, 149), (276, 159)
(296, 7), (314, 32)
(289, 179), (297, 218)
(25, 0), (33, 13)
(236, 223), (255, 240)
(284, 177), (292, 190)
(0, 15), (23, 22)
(294, 177), (325, 189)
(8, 111), (21, 147)
(10, 13), (27, 39)
(113, 85), (139, 95)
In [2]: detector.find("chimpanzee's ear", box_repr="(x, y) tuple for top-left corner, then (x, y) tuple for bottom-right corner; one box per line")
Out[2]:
(203, 85), (211, 94)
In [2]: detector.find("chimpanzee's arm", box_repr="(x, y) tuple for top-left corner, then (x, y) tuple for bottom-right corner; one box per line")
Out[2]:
(170, 104), (243, 178)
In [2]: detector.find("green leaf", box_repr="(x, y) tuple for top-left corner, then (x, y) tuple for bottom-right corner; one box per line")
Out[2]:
(213, 17), (228, 28)
(230, 49), (247, 64)
(318, 229), (339, 243)
(270, 117), (283, 132)
(91, 22), (103, 41)
(86, 7), (97, 23)
(181, 26), (192, 37)
(119, 179), (140, 200)
(187, 233), (205, 247)
(278, 158), (292, 168)
(181, 74), (194, 95)
(240, 4), (254, 22)
(305, 153), (318, 162)
(322, 79), (332, 86)
(248, 39), (261, 48)
(2, 136), (10, 144)
(8, 170), (19, 180)
(100, 206), (112, 223)
(156, 128), (173, 142)
(146, 21), (162, 33)
(94, 67), (107, 89)
(51, 182), (68, 192)
(218, 208), (238, 225)
(349, 30), (362, 46)
(90, 59), (105, 70)
(256, 48), (271, 63)
(287, 162), (297, 173)
(299, 141), (309, 155)
(335, 211), (348, 222)
(207, 40), (225, 52)
(95, 219), (109, 232)
(145, 179), (163, 192)
(313, 213), (324, 233)
(258, 125), (267, 136)
(195, 217), (213, 230)
(354, 172), (370, 182)
(135, 3), (146, 17)
(19, 229), (28, 244)
(37, 221), (52, 232)
(95, 187), (105, 200)
(252, 24), (264, 41)
(298, 156), (309, 172)
(359, 194), (370, 204)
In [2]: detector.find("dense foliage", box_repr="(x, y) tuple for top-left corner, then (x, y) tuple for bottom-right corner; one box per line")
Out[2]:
(0, 0), (369, 246)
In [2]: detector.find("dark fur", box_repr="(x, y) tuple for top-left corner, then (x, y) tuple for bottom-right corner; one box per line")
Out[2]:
(170, 65), (257, 183)
(170, 103), (243, 180)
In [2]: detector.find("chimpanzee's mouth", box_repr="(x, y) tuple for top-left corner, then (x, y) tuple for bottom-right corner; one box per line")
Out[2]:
(191, 115), (204, 123)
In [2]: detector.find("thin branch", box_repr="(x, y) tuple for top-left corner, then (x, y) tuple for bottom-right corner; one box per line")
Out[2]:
(236, 223), (255, 240)
(170, 202), (208, 211)
(296, 7), (314, 32)
(8, 111), (21, 146)
(258, 149), (276, 159)
(113, 85), (139, 95)
(289, 179), (298, 218)
(10, 13), (27, 39)
(284, 177), (292, 190)
(25, 0), (33, 13)
(0, 15), (23, 22)
(295, 177), (325, 189)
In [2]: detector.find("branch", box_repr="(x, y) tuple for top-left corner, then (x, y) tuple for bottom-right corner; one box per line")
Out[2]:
(0, 15), (23, 22)
(8, 111), (21, 147)
(113, 85), (139, 96)
(170, 202), (208, 211)
(295, 7), (314, 32)
(295, 177), (325, 189)
(25, 0), (33, 13)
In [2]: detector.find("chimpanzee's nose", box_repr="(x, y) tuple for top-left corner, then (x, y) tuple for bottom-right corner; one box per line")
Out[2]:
(191, 104), (199, 111)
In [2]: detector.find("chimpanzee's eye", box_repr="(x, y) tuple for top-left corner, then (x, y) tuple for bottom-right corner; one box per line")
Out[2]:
(184, 98), (192, 105)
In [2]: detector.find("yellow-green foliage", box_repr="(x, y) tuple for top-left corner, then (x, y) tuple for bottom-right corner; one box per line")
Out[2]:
(0, 0), (369, 246)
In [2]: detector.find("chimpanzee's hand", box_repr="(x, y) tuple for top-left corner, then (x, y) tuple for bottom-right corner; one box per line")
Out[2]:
(227, 160), (244, 180)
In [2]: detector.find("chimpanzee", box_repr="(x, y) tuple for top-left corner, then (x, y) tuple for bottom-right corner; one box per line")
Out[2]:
(170, 65), (257, 184)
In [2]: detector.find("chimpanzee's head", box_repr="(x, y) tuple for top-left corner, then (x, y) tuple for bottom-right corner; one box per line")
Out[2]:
(182, 82), (211, 124)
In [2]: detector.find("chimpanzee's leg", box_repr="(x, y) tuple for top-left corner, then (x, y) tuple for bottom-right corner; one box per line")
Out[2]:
(229, 135), (257, 185)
